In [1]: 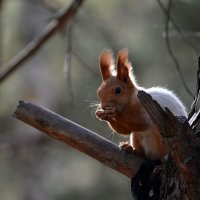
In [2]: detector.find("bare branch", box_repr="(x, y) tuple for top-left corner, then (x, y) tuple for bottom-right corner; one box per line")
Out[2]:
(0, 0), (84, 83)
(72, 49), (98, 75)
(38, 0), (59, 12)
(164, 0), (193, 97)
(64, 21), (74, 105)
(156, 0), (200, 55)
(13, 101), (144, 178)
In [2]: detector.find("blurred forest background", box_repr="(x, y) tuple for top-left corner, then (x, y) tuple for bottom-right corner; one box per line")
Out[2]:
(0, 0), (200, 199)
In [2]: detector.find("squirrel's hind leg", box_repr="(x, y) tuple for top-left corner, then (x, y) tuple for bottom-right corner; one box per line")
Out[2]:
(130, 133), (146, 158)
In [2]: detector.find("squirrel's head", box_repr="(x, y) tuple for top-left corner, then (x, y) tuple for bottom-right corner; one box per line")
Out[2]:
(97, 49), (137, 110)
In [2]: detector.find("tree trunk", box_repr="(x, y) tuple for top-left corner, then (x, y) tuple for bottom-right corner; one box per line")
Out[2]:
(137, 58), (200, 199)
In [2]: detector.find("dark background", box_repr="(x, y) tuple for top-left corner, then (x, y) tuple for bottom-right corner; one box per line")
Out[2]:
(0, 0), (200, 199)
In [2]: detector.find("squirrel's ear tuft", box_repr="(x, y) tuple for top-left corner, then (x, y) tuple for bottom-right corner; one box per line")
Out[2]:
(99, 49), (113, 81)
(116, 49), (131, 81)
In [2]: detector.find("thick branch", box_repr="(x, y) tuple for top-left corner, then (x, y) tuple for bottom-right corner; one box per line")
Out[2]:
(138, 90), (200, 199)
(13, 101), (144, 178)
(188, 57), (200, 129)
(0, 0), (84, 83)
(137, 90), (195, 169)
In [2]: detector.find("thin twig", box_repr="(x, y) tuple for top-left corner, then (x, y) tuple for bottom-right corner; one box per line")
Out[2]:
(165, 0), (193, 97)
(156, 0), (200, 55)
(38, 0), (58, 13)
(168, 30), (200, 39)
(72, 50), (98, 75)
(64, 21), (74, 105)
(76, 7), (120, 52)
(0, 0), (84, 83)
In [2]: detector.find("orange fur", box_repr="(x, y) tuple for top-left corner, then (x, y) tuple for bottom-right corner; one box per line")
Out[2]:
(116, 49), (132, 81)
(99, 50), (113, 80)
(96, 49), (167, 159)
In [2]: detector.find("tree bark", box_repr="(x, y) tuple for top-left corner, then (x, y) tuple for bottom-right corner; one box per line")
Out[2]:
(13, 101), (144, 178)
(138, 91), (200, 199)
(137, 58), (200, 199)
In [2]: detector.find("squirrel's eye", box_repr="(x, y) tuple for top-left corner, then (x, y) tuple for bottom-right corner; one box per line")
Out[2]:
(114, 86), (122, 95)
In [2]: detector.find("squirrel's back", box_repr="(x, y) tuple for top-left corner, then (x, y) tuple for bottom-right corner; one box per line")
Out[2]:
(143, 87), (187, 117)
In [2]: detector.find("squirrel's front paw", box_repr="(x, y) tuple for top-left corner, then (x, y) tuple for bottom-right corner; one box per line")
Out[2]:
(95, 109), (108, 120)
(119, 141), (134, 152)
(95, 106), (117, 121)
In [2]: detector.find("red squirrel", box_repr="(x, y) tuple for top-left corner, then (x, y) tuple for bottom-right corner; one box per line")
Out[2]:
(95, 49), (187, 160)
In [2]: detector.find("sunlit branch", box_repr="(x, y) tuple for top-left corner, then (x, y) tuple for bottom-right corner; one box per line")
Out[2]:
(13, 101), (144, 178)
